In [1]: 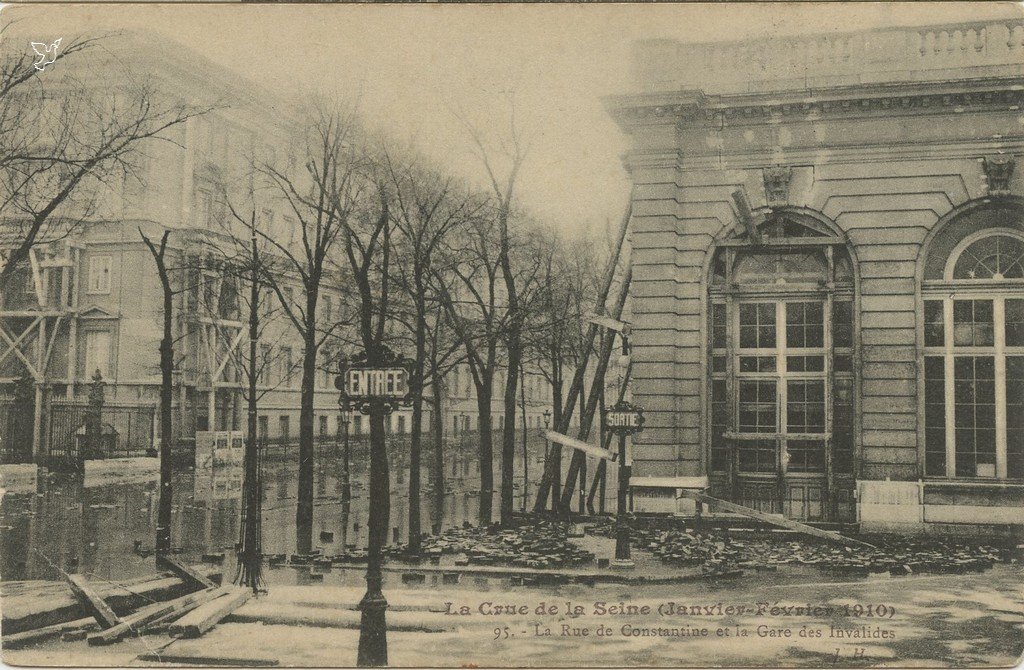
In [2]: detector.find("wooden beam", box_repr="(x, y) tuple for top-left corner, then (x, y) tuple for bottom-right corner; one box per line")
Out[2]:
(28, 248), (44, 307)
(558, 267), (633, 511)
(545, 431), (613, 460)
(157, 555), (217, 590)
(65, 574), (121, 629)
(211, 328), (245, 382)
(534, 201), (632, 513)
(0, 320), (42, 378)
(168, 588), (251, 638)
(676, 490), (876, 549)
(3, 616), (97, 649)
(87, 586), (229, 646)
(585, 313), (631, 335)
(135, 653), (278, 667)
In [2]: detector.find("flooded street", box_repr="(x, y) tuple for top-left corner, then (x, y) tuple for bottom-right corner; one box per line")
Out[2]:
(0, 435), (619, 585)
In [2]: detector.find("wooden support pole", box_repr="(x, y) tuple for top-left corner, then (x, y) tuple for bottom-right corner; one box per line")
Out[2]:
(534, 202), (632, 513)
(557, 268), (632, 512)
(676, 490), (876, 549)
(587, 360), (631, 514)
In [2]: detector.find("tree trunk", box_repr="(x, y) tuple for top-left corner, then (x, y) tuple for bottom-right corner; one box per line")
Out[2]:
(407, 355), (424, 551)
(234, 231), (260, 594)
(237, 231), (262, 592)
(156, 278), (174, 553)
(475, 386), (493, 526)
(141, 229), (174, 556)
(500, 338), (520, 526)
(295, 333), (318, 556)
(431, 371), (445, 533)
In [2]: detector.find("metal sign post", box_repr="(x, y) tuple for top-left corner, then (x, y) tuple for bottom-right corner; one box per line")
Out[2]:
(604, 400), (644, 568)
(336, 346), (414, 668)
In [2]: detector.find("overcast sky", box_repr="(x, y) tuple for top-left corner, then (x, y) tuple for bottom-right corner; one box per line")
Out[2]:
(7, 2), (1022, 238)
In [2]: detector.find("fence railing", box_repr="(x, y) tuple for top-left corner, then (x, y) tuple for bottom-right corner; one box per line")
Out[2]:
(0, 398), (31, 464)
(46, 402), (155, 470)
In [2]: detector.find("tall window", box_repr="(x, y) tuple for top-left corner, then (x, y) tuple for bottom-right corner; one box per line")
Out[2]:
(87, 256), (112, 294)
(922, 215), (1024, 481)
(708, 211), (855, 520)
(84, 330), (112, 378)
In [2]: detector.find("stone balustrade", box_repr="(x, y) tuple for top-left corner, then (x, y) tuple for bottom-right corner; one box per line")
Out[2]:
(635, 20), (1024, 94)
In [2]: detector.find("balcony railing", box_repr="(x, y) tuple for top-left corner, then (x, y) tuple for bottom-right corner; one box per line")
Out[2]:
(635, 19), (1024, 94)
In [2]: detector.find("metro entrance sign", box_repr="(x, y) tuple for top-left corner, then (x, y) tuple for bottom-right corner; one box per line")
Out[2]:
(345, 368), (409, 399)
(334, 345), (414, 415)
(334, 344), (414, 667)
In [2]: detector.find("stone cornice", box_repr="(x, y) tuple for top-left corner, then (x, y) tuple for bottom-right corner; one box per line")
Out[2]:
(606, 76), (1024, 131)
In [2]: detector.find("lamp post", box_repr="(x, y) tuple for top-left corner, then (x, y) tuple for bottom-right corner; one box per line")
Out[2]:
(541, 409), (551, 506)
(339, 401), (352, 506)
(605, 400), (644, 569)
(336, 346), (414, 668)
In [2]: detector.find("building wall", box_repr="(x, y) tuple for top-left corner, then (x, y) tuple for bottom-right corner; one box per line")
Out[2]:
(610, 18), (1024, 529)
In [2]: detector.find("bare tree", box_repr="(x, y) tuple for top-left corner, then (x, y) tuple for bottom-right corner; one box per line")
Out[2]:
(384, 150), (482, 550)
(201, 201), (294, 592)
(140, 229), (175, 555)
(254, 104), (362, 556)
(433, 203), (507, 526)
(454, 99), (531, 526)
(0, 31), (205, 296)
(332, 145), (395, 667)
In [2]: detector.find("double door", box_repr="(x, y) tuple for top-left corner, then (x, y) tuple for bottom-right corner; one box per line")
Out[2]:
(710, 296), (855, 521)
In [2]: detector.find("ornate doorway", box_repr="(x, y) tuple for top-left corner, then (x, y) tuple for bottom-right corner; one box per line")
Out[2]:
(708, 212), (856, 521)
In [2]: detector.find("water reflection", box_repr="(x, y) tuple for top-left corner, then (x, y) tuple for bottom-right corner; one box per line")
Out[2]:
(0, 434), (619, 583)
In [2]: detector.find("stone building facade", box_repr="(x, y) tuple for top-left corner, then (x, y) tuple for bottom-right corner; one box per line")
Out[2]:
(0, 35), (553, 464)
(608, 19), (1024, 533)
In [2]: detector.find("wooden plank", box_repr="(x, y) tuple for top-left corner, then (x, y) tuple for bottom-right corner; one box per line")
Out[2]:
(2, 566), (222, 635)
(65, 574), (121, 629)
(136, 653), (279, 667)
(545, 431), (613, 460)
(677, 490), (876, 549)
(3, 616), (97, 649)
(87, 586), (229, 646)
(158, 555), (216, 589)
(168, 588), (252, 639)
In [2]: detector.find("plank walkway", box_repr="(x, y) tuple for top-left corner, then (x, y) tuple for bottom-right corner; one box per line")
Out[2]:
(2, 566), (222, 634)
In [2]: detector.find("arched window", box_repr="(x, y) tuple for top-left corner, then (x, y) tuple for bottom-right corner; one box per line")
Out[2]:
(707, 210), (856, 521)
(922, 204), (1024, 481)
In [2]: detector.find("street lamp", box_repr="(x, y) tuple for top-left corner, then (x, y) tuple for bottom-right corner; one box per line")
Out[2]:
(541, 408), (551, 491)
(336, 346), (414, 668)
(339, 398), (352, 523)
(605, 401), (644, 569)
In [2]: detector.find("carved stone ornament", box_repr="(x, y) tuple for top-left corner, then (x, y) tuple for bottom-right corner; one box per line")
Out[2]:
(763, 166), (793, 207)
(982, 155), (1015, 195)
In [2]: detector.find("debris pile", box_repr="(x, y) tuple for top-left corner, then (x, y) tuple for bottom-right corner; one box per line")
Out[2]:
(629, 526), (1008, 577)
(420, 522), (595, 569)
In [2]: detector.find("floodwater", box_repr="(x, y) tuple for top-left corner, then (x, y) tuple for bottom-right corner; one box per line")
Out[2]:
(0, 434), (620, 585)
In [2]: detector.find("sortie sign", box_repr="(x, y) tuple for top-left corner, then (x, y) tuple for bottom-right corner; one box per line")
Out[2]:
(604, 400), (645, 436)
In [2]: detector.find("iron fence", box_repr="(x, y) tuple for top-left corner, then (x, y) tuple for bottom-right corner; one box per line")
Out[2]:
(46, 402), (156, 470)
(0, 398), (32, 464)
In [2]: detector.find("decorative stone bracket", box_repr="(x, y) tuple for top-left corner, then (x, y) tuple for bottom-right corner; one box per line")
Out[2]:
(763, 166), (793, 207)
(982, 155), (1015, 196)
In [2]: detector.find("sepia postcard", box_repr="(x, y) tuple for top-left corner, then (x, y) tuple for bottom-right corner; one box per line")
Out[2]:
(0, 2), (1023, 668)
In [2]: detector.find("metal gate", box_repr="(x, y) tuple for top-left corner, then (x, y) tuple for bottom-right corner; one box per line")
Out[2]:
(0, 399), (33, 464)
(47, 402), (156, 470)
